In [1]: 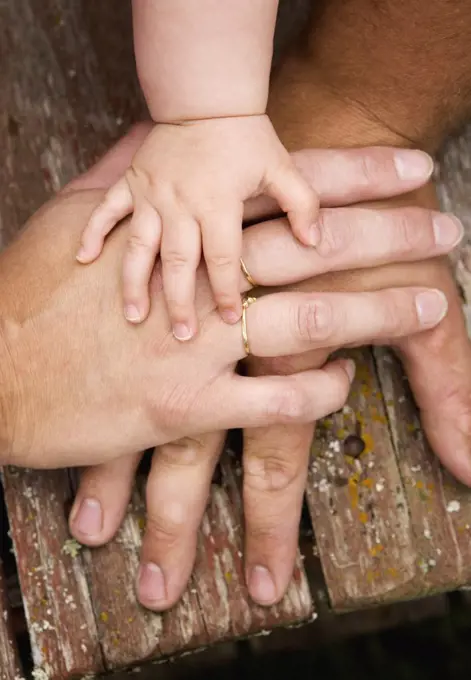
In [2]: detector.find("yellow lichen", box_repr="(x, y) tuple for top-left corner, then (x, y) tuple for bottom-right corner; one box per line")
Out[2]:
(370, 545), (384, 557)
(362, 433), (375, 454)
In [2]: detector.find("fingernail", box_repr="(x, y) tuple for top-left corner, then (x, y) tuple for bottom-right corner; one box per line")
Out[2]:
(72, 498), (103, 537)
(433, 213), (464, 247)
(343, 359), (356, 382)
(309, 222), (321, 247)
(394, 150), (434, 181)
(221, 308), (241, 324)
(76, 247), (88, 263)
(248, 565), (277, 605)
(138, 562), (166, 605)
(173, 323), (193, 341)
(124, 305), (141, 323)
(415, 290), (448, 326)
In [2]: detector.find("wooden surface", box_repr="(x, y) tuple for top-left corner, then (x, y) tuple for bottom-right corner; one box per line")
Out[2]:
(1, 467), (104, 678)
(0, 558), (24, 680)
(0, 0), (471, 677)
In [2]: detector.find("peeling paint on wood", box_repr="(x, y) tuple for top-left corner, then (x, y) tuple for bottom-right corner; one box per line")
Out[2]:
(1, 469), (103, 678)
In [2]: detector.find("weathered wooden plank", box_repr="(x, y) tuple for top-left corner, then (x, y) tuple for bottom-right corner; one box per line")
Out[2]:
(306, 348), (417, 609)
(374, 348), (471, 596)
(0, 2), (120, 676)
(0, 0), (142, 249)
(0, 557), (24, 680)
(1, 467), (103, 679)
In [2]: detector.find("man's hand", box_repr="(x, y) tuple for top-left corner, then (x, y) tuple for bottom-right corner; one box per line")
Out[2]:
(231, 40), (471, 605)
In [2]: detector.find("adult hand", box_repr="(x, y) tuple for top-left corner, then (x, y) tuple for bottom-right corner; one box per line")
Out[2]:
(228, 48), (471, 607)
(67, 126), (461, 611)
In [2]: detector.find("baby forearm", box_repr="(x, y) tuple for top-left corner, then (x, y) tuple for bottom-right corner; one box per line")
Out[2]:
(132, 0), (279, 122)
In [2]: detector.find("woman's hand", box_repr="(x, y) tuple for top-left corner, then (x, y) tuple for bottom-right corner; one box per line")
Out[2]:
(61, 126), (461, 611)
(1, 178), (450, 469)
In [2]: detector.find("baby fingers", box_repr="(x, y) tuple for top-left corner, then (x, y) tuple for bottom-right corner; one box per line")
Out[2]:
(160, 209), (201, 341)
(265, 163), (319, 247)
(201, 203), (244, 325)
(77, 176), (133, 263)
(122, 200), (162, 323)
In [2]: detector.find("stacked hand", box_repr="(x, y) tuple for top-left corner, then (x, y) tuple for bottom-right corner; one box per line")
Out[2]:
(53, 125), (463, 611)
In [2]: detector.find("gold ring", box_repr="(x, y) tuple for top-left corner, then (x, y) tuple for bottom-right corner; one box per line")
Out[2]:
(241, 295), (257, 356)
(240, 257), (257, 287)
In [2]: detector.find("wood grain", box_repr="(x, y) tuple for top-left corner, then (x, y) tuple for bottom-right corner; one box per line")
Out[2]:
(0, 558), (23, 680)
(306, 348), (418, 609)
(1, 468), (103, 678)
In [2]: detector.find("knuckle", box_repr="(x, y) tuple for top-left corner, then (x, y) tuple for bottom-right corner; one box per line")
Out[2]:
(355, 152), (383, 187)
(267, 381), (309, 423)
(379, 290), (410, 336)
(146, 385), (192, 436)
(431, 379), (471, 432)
(127, 233), (154, 256)
(159, 438), (206, 467)
(144, 511), (186, 550)
(126, 164), (149, 190)
(167, 301), (193, 319)
(162, 249), (195, 270)
(247, 526), (280, 548)
(391, 209), (433, 254)
(296, 297), (334, 345)
(214, 289), (238, 308)
(316, 210), (355, 257)
(206, 254), (236, 271)
(245, 450), (301, 493)
(451, 395), (471, 436)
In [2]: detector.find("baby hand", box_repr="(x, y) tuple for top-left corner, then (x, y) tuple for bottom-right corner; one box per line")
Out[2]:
(77, 115), (318, 338)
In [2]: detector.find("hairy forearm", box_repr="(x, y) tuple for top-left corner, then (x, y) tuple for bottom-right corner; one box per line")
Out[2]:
(132, 0), (279, 122)
(271, 0), (471, 154)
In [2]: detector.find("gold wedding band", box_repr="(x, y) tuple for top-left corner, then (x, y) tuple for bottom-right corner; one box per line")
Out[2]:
(240, 257), (257, 287)
(241, 295), (257, 356)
